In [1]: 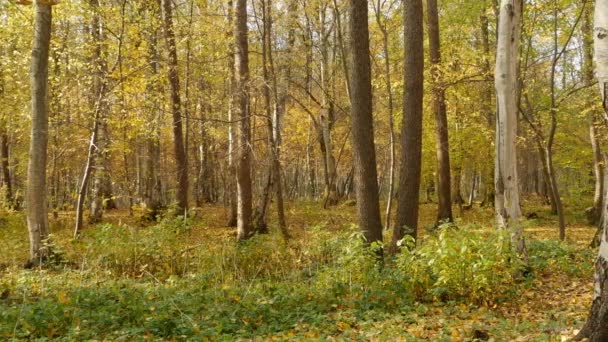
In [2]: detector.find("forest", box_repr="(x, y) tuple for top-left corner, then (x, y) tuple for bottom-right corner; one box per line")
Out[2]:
(1, 0), (608, 339)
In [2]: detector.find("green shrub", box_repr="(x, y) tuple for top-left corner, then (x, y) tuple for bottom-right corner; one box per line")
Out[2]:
(396, 228), (519, 304)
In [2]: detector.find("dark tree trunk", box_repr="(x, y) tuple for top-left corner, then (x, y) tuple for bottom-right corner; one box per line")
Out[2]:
(348, 0), (383, 245)
(427, 0), (453, 226)
(0, 131), (13, 207)
(226, 0), (238, 227)
(142, 9), (163, 220)
(392, 0), (424, 251)
(161, 0), (189, 214)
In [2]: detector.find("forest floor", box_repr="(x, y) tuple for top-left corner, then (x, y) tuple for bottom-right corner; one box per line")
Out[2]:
(0, 199), (598, 341)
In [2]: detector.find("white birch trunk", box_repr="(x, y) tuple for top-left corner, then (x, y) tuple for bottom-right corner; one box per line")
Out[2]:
(597, 0), (608, 118)
(494, 0), (527, 258)
(576, 1), (608, 339)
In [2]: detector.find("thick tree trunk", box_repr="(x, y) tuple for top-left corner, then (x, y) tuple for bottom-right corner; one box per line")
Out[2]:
(495, 0), (527, 260)
(391, 0), (424, 251)
(427, 0), (453, 226)
(161, 0), (188, 214)
(26, 2), (53, 266)
(577, 1), (608, 338)
(234, 0), (253, 240)
(348, 0), (383, 245)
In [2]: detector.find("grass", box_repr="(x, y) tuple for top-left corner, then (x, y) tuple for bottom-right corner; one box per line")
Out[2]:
(0, 199), (598, 340)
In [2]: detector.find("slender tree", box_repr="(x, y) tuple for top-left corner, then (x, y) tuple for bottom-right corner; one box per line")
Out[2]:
(372, 0), (396, 231)
(391, 0), (424, 251)
(26, 0), (54, 266)
(426, 0), (453, 225)
(161, 0), (188, 214)
(234, 0), (253, 240)
(226, 0), (238, 227)
(583, 2), (604, 225)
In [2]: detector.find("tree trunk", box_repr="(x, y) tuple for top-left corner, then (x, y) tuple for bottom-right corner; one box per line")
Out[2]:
(74, 118), (99, 238)
(348, 0), (383, 245)
(547, 0), (567, 240)
(234, 0), (253, 240)
(427, 0), (453, 226)
(576, 1), (608, 338)
(452, 166), (464, 215)
(141, 5), (163, 220)
(0, 130), (13, 208)
(373, 0), (395, 231)
(480, 10), (495, 208)
(26, 2), (53, 266)
(161, 0), (188, 215)
(391, 0), (424, 251)
(495, 0), (527, 260)
(226, 0), (238, 227)
(584, 2), (604, 225)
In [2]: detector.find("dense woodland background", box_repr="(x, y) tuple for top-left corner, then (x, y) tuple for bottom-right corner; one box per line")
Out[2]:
(2, 0), (608, 340)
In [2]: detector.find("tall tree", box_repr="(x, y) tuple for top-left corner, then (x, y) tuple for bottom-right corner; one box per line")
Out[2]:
(391, 0), (424, 251)
(234, 0), (253, 240)
(0, 47), (13, 209)
(74, 0), (109, 237)
(426, 0), (453, 225)
(26, 0), (54, 266)
(495, 0), (527, 259)
(226, 0), (238, 227)
(576, 1), (608, 339)
(583, 1), (604, 226)
(372, 0), (396, 231)
(161, 0), (188, 214)
(348, 0), (382, 245)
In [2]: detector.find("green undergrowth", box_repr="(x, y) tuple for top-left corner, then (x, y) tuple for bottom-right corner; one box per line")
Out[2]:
(0, 212), (595, 340)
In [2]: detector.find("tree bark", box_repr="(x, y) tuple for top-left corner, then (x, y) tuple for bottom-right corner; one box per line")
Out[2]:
(577, 1), (608, 338)
(584, 2), (604, 225)
(87, 0), (109, 224)
(234, 0), (253, 240)
(480, 11), (495, 208)
(226, 0), (238, 227)
(391, 0), (424, 251)
(142, 4), (163, 220)
(427, 0), (453, 226)
(0, 130), (12, 208)
(495, 0), (527, 260)
(348, 0), (383, 245)
(26, 2), (53, 266)
(74, 116), (99, 238)
(373, 0), (396, 231)
(161, 0), (189, 214)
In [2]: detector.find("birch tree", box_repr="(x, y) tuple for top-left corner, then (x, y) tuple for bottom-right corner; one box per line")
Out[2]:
(576, 0), (608, 339)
